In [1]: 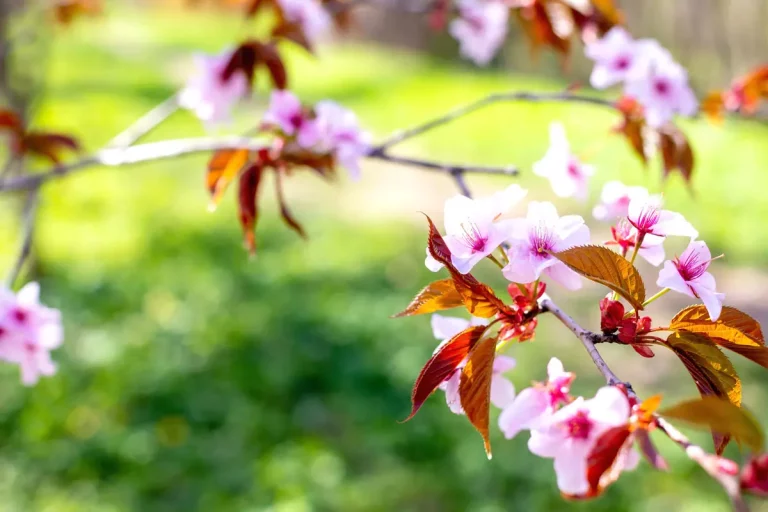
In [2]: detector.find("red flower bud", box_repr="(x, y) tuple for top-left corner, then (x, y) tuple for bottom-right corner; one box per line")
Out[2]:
(742, 454), (768, 496)
(599, 298), (625, 333)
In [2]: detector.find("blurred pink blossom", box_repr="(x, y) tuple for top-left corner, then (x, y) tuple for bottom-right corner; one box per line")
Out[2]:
(179, 50), (249, 126)
(449, 0), (509, 66)
(533, 123), (594, 201)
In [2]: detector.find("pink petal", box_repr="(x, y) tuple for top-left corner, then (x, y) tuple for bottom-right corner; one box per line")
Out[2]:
(498, 387), (549, 439)
(547, 357), (565, 381)
(425, 249), (444, 272)
(553, 444), (591, 496)
(690, 275), (725, 321)
(16, 282), (40, 306)
(544, 262), (583, 290)
(638, 243), (666, 266)
(656, 261), (695, 298)
(585, 386), (630, 427)
(655, 210), (698, 239)
(528, 426), (566, 458)
(490, 374), (516, 409)
(493, 355), (516, 374)
(443, 371), (464, 415)
(431, 314), (471, 341)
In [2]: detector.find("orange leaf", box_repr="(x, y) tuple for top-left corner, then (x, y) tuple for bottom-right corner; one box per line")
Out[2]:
(670, 305), (768, 368)
(586, 425), (632, 497)
(664, 331), (741, 454)
(701, 91), (726, 123)
(207, 149), (251, 207)
(550, 245), (646, 310)
(736, 65), (768, 114)
(404, 325), (486, 422)
(237, 164), (265, 254)
(658, 123), (694, 185)
(393, 279), (464, 318)
(459, 335), (497, 458)
(424, 215), (509, 318)
(661, 396), (764, 452)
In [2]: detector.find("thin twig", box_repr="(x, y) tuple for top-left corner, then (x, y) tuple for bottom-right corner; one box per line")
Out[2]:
(0, 136), (269, 192)
(367, 150), (519, 177)
(374, 91), (615, 152)
(5, 188), (39, 288)
(107, 93), (179, 149)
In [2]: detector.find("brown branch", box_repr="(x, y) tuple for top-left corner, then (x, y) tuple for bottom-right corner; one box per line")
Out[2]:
(5, 187), (38, 288)
(367, 150), (519, 178)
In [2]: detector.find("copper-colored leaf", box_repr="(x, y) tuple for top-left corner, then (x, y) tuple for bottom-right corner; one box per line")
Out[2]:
(613, 97), (647, 165)
(670, 305), (768, 368)
(255, 42), (288, 90)
(735, 65), (768, 114)
(237, 163), (265, 254)
(701, 91), (726, 123)
(659, 123), (694, 185)
(550, 245), (646, 310)
(424, 215), (508, 318)
(0, 109), (22, 132)
(223, 40), (287, 90)
(53, 0), (102, 25)
(23, 132), (80, 164)
(459, 335), (497, 458)
(586, 425), (632, 496)
(664, 331), (741, 453)
(207, 149), (251, 207)
(515, 2), (571, 61)
(393, 279), (464, 318)
(272, 21), (313, 53)
(404, 325), (486, 422)
(661, 396), (764, 452)
(274, 167), (306, 238)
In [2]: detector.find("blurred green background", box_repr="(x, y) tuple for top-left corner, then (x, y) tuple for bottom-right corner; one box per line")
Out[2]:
(1, 3), (768, 511)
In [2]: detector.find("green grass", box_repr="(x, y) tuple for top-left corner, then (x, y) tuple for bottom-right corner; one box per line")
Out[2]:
(2, 4), (768, 511)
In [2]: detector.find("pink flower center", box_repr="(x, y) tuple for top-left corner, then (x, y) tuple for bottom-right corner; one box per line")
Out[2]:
(547, 375), (572, 407)
(565, 410), (593, 440)
(25, 341), (37, 354)
(459, 222), (489, 254)
(632, 203), (661, 233)
(12, 308), (28, 325)
(674, 251), (710, 282)
(613, 55), (631, 71)
(463, 11), (486, 33)
(289, 113), (304, 131)
(653, 78), (671, 97)
(529, 224), (556, 257)
(566, 160), (582, 178)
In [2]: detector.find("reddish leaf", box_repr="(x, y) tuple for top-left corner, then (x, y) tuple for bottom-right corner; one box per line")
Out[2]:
(237, 164), (265, 254)
(515, 1), (571, 61)
(404, 325), (486, 422)
(256, 42), (288, 90)
(550, 245), (646, 310)
(613, 96), (648, 165)
(659, 123), (694, 185)
(0, 110), (22, 132)
(586, 425), (632, 496)
(661, 396), (764, 452)
(274, 167), (306, 238)
(664, 331), (742, 454)
(222, 41), (287, 91)
(22, 132), (80, 164)
(459, 335), (497, 458)
(394, 279), (464, 318)
(52, 0), (102, 25)
(424, 215), (509, 318)
(206, 149), (251, 207)
(670, 305), (768, 368)
(635, 429), (669, 471)
(272, 21), (313, 53)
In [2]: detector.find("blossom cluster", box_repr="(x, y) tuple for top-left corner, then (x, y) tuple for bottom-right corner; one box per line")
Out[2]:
(427, 180), (723, 319)
(0, 283), (63, 386)
(430, 316), (638, 496)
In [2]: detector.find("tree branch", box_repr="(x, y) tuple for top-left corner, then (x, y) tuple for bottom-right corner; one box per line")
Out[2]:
(367, 150), (519, 177)
(5, 187), (39, 288)
(107, 93), (179, 149)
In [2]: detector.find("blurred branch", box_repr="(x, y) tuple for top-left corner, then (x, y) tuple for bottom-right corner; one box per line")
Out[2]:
(0, 136), (268, 191)
(5, 186), (38, 288)
(367, 150), (519, 177)
(107, 93), (180, 148)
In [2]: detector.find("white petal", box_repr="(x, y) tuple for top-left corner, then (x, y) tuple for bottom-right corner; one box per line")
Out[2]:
(528, 429), (566, 458)
(443, 194), (477, 234)
(547, 357), (565, 380)
(554, 445), (591, 496)
(655, 210), (698, 239)
(490, 374), (516, 409)
(425, 249), (444, 272)
(431, 314), (471, 341)
(586, 386), (630, 427)
(544, 262), (583, 290)
(639, 243), (666, 266)
(16, 282), (40, 306)
(498, 387), (549, 439)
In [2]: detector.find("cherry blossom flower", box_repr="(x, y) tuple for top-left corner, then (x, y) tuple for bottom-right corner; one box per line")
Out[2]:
(314, 101), (371, 180)
(533, 123), (594, 201)
(431, 314), (515, 414)
(179, 50), (249, 126)
(585, 27), (650, 89)
(502, 201), (590, 289)
(276, 0), (332, 47)
(657, 240), (724, 321)
(426, 185), (528, 274)
(627, 194), (698, 240)
(592, 181), (649, 221)
(262, 90), (321, 149)
(0, 282), (63, 386)
(528, 386), (632, 496)
(608, 219), (666, 266)
(624, 45), (698, 127)
(498, 357), (574, 439)
(449, 0), (509, 66)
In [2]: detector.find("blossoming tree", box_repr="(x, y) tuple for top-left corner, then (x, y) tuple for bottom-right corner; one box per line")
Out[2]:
(3, 0), (768, 509)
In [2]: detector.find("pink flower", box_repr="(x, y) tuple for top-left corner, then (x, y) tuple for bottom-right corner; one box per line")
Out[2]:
(502, 202), (590, 290)
(627, 194), (698, 239)
(592, 181), (648, 221)
(0, 282), (63, 386)
(449, 0), (509, 66)
(498, 357), (574, 439)
(426, 185), (528, 274)
(276, 0), (332, 47)
(262, 90), (321, 148)
(533, 123), (594, 201)
(528, 386), (631, 496)
(609, 219), (666, 266)
(585, 27), (651, 89)
(624, 45), (698, 127)
(431, 314), (515, 414)
(314, 101), (370, 180)
(657, 240), (724, 321)
(179, 50), (249, 126)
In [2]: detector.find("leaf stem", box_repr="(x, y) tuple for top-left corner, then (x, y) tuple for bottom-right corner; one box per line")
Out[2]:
(642, 288), (670, 308)
(488, 253), (505, 269)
